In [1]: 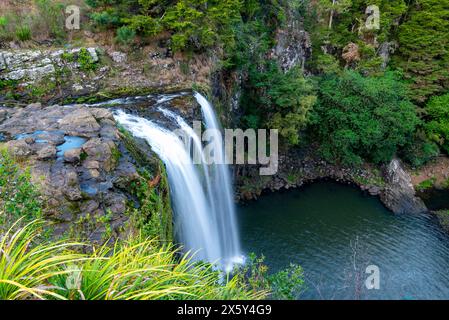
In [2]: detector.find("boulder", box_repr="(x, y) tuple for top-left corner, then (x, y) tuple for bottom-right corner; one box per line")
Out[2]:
(58, 108), (101, 137)
(82, 138), (118, 171)
(380, 158), (428, 214)
(113, 161), (140, 188)
(37, 145), (57, 160)
(5, 140), (32, 159)
(64, 148), (82, 163)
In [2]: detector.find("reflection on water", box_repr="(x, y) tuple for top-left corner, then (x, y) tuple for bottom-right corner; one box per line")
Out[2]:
(238, 182), (449, 300)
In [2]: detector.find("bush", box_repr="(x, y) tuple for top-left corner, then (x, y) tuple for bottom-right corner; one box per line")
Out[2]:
(35, 0), (66, 40)
(91, 10), (121, 29)
(400, 132), (440, 167)
(115, 26), (136, 45)
(241, 63), (317, 146)
(0, 149), (42, 229)
(311, 71), (419, 165)
(424, 93), (449, 155)
(78, 48), (98, 71)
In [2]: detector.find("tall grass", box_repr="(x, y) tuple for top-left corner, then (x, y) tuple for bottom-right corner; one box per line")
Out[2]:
(0, 220), (268, 300)
(0, 219), (84, 300)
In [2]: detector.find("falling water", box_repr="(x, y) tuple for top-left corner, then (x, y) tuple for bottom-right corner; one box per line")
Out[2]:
(114, 93), (242, 271)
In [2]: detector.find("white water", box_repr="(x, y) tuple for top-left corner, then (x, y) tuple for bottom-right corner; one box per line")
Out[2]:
(114, 93), (242, 271)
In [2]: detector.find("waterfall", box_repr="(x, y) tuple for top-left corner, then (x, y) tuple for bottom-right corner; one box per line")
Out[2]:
(114, 93), (242, 271)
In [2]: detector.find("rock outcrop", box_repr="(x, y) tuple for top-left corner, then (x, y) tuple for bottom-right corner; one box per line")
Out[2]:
(235, 150), (428, 215)
(380, 158), (427, 214)
(0, 103), (143, 241)
(0, 48), (98, 82)
(0, 45), (213, 105)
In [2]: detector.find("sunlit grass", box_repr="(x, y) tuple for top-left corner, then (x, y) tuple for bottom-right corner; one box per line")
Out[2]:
(0, 219), (267, 300)
(0, 219), (84, 300)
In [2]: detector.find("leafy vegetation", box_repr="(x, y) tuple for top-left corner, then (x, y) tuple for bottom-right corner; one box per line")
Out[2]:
(87, 0), (244, 51)
(0, 149), (42, 229)
(0, 220), (83, 300)
(241, 63), (316, 145)
(311, 71), (419, 165)
(424, 93), (449, 155)
(394, 0), (449, 102)
(78, 48), (98, 71)
(0, 220), (267, 300)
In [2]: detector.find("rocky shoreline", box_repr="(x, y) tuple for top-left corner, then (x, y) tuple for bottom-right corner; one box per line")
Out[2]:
(234, 147), (428, 215)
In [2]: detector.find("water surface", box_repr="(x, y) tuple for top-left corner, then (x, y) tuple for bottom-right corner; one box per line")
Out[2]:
(238, 181), (449, 300)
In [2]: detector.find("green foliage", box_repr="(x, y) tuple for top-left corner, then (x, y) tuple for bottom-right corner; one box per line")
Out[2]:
(400, 131), (440, 167)
(242, 63), (316, 145)
(116, 26), (136, 45)
(15, 25), (32, 41)
(1, 219), (267, 300)
(90, 10), (122, 28)
(0, 16), (8, 41)
(307, 0), (409, 75)
(0, 149), (42, 229)
(127, 165), (173, 243)
(394, 0), (449, 102)
(78, 48), (98, 71)
(238, 253), (306, 300)
(424, 93), (449, 155)
(416, 177), (437, 192)
(0, 220), (83, 300)
(35, 0), (66, 40)
(268, 264), (305, 300)
(86, 0), (284, 53)
(311, 71), (419, 165)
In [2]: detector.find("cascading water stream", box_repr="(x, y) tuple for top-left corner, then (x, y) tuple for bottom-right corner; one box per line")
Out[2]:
(114, 93), (242, 271)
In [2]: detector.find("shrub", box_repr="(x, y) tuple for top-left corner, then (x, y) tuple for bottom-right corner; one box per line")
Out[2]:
(15, 25), (32, 41)
(90, 10), (121, 29)
(400, 132), (440, 167)
(115, 26), (136, 46)
(0, 220), (83, 300)
(242, 63), (317, 146)
(425, 93), (449, 155)
(0, 149), (42, 229)
(78, 48), (97, 71)
(35, 0), (66, 40)
(311, 71), (419, 165)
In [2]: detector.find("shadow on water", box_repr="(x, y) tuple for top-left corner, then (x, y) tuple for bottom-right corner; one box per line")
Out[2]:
(418, 188), (449, 211)
(238, 181), (449, 300)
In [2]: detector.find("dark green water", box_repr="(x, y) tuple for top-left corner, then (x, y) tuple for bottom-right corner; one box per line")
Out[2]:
(238, 181), (449, 300)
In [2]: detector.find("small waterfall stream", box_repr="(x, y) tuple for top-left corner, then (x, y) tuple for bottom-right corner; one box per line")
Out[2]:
(114, 93), (242, 271)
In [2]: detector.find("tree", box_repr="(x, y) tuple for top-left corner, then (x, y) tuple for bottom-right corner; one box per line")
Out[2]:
(241, 63), (317, 145)
(311, 70), (419, 165)
(425, 93), (449, 154)
(394, 0), (449, 102)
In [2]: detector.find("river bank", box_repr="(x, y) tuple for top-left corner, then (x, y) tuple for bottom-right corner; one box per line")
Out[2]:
(234, 147), (429, 215)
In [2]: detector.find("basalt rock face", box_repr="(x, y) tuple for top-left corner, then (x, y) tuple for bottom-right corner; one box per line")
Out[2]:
(270, 12), (312, 72)
(235, 149), (428, 215)
(380, 158), (427, 214)
(0, 103), (144, 242)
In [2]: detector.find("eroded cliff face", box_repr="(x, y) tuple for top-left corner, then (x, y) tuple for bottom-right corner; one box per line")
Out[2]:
(234, 147), (428, 214)
(380, 158), (427, 214)
(0, 45), (213, 105)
